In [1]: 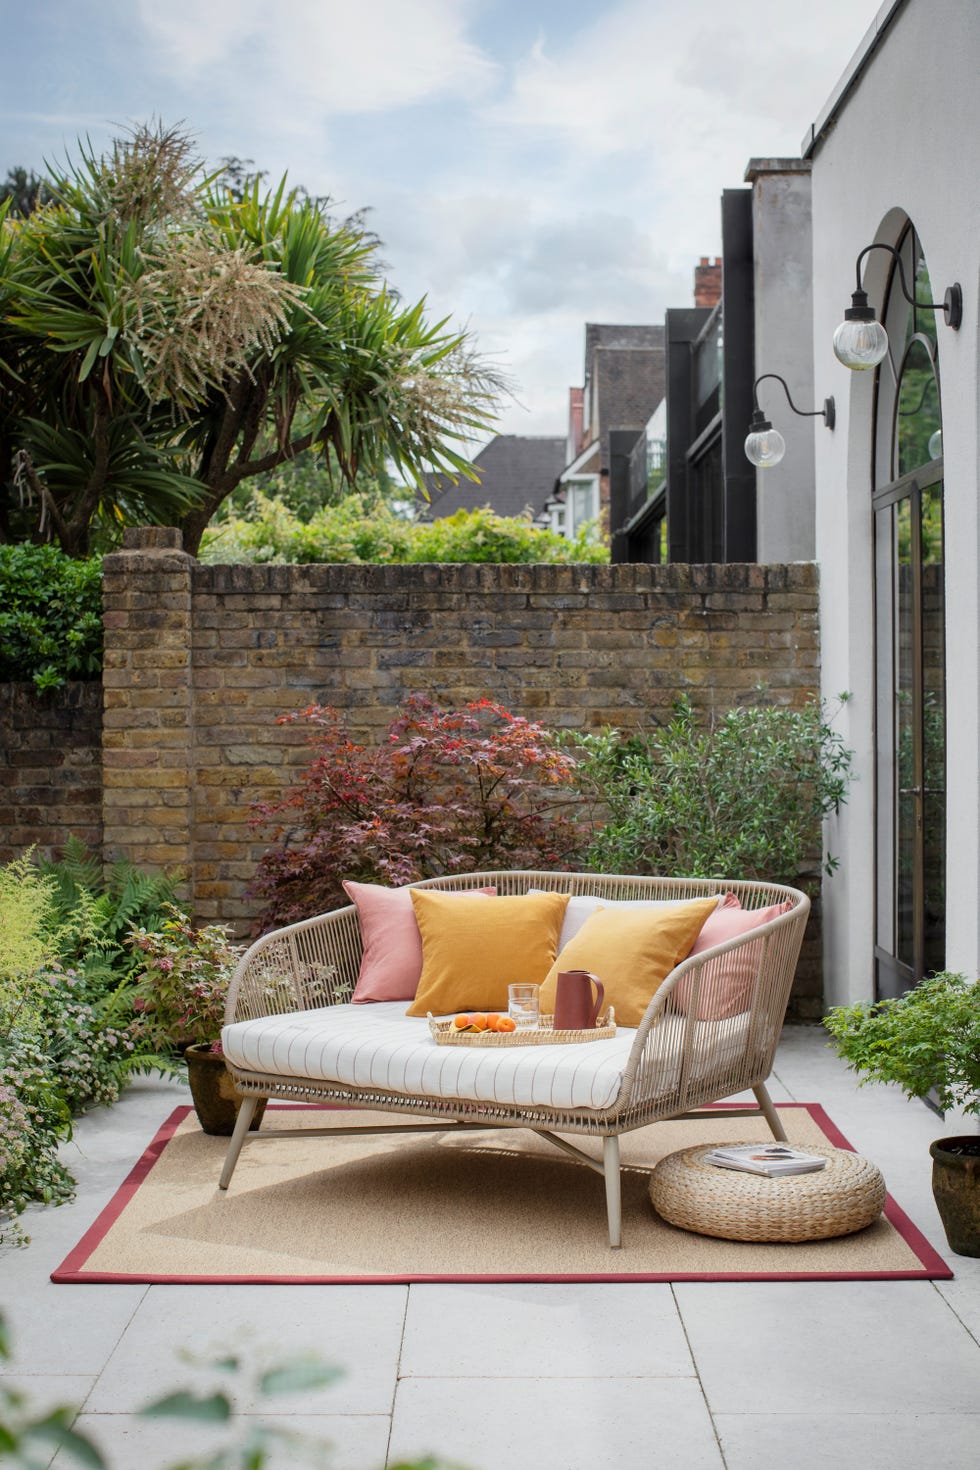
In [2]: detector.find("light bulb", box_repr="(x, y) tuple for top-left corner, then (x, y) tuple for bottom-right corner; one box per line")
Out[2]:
(928, 429), (943, 460)
(744, 425), (786, 468)
(833, 318), (889, 370)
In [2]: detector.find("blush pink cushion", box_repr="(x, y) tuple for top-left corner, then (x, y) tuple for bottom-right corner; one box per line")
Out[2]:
(672, 894), (794, 1019)
(346, 882), (496, 1003)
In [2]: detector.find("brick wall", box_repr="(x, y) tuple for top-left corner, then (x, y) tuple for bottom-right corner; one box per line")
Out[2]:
(97, 530), (823, 1015)
(0, 681), (103, 862)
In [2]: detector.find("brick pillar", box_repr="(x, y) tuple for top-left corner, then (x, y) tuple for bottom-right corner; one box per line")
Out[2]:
(101, 527), (195, 882)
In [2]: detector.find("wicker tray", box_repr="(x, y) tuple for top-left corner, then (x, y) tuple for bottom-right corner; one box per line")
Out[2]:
(427, 1010), (617, 1046)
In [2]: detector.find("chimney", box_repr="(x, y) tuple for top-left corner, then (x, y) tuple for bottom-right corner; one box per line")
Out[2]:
(568, 386), (585, 460)
(694, 256), (722, 308)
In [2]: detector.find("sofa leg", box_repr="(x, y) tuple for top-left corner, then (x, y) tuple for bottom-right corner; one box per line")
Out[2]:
(603, 1135), (622, 1249)
(219, 1095), (259, 1190)
(753, 1083), (788, 1142)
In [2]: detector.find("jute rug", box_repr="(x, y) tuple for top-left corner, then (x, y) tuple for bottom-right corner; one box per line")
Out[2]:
(52, 1103), (950, 1283)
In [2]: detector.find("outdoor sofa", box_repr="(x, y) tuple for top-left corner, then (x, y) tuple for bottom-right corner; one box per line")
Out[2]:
(218, 871), (810, 1247)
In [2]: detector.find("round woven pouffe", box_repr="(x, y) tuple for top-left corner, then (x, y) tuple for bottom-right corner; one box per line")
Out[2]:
(650, 1144), (886, 1243)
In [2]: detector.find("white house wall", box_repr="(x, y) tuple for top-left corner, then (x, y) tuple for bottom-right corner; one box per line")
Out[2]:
(808, 0), (980, 1004)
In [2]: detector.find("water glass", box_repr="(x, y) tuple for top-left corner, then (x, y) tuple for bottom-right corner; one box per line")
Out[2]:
(508, 982), (540, 1031)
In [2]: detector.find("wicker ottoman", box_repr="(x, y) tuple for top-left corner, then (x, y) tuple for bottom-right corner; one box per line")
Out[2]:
(649, 1144), (886, 1242)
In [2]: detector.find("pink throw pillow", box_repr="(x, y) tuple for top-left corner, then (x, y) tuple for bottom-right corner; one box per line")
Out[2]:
(672, 893), (794, 1020)
(345, 881), (496, 1003)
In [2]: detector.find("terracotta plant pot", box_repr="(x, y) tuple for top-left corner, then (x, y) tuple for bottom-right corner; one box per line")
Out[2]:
(184, 1044), (267, 1137)
(929, 1135), (980, 1258)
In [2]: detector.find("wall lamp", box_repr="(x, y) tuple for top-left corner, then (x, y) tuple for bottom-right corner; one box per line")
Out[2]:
(833, 242), (963, 370)
(744, 374), (835, 468)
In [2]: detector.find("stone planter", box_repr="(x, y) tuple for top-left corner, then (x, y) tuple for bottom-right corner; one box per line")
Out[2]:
(929, 1135), (980, 1258)
(185, 1044), (267, 1137)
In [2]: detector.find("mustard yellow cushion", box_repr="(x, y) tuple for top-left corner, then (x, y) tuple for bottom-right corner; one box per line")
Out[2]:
(405, 890), (570, 1017)
(538, 897), (718, 1027)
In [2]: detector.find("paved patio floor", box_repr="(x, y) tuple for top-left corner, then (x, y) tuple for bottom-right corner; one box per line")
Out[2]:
(2, 1025), (979, 1470)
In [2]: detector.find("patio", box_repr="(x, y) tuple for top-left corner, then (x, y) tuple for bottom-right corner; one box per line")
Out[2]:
(3, 1024), (978, 1470)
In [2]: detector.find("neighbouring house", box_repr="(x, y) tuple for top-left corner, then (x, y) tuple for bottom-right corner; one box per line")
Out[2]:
(622, 163), (818, 566)
(803, 0), (978, 1011)
(609, 260), (722, 563)
(420, 434), (566, 522)
(545, 323), (665, 540)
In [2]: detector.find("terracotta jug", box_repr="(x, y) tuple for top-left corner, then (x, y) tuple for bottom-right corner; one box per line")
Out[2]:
(553, 970), (605, 1031)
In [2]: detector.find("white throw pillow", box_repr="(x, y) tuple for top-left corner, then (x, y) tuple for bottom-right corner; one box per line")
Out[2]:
(529, 889), (722, 950)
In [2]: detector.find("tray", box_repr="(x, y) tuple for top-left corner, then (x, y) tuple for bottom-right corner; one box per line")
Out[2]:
(427, 1010), (616, 1046)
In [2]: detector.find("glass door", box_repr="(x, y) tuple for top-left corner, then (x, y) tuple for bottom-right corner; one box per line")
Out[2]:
(872, 228), (946, 999)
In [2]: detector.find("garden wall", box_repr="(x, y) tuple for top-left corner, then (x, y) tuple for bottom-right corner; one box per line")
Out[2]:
(96, 527), (824, 1016)
(0, 681), (103, 862)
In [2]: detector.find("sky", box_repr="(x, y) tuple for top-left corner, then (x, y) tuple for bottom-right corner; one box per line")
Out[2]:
(2, 0), (884, 444)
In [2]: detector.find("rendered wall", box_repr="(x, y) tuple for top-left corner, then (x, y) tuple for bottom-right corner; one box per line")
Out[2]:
(807, 0), (980, 1003)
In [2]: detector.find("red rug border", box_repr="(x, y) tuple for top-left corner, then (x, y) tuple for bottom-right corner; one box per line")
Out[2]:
(51, 1101), (953, 1284)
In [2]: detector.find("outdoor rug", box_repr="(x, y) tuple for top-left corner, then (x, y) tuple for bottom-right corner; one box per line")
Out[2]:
(52, 1103), (951, 1284)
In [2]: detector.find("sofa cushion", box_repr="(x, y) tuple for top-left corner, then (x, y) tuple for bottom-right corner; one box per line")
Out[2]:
(538, 897), (719, 1027)
(673, 896), (795, 1019)
(404, 889), (569, 1018)
(222, 1002), (751, 1114)
(532, 889), (722, 949)
(345, 881), (497, 1003)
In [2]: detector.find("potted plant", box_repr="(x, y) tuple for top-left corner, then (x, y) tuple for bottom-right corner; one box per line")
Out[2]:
(824, 971), (980, 1257)
(129, 906), (265, 1136)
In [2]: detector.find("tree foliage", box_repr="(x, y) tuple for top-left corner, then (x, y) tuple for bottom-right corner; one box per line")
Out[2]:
(201, 493), (608, 565)
(0, 123), (503, 557)
(250, 695), (585, 929)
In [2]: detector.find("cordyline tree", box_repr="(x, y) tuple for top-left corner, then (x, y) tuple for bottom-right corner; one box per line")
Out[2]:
(0, 124), (503, 557)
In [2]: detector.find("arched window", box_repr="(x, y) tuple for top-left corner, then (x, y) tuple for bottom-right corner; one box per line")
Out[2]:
(872, 225), (946, 999)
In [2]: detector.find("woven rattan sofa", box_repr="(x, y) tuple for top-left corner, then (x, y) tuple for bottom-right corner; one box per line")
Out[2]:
(218, 871), (810, 1247)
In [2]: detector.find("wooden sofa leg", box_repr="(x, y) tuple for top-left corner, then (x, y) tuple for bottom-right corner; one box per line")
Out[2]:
(219, 1096), (259, 1190)
(603, 1135), (622, 1249)
(753, 1083), (788, 1142)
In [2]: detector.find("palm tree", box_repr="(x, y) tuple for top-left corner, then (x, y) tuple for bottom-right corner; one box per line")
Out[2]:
(0, 124), (502, 557)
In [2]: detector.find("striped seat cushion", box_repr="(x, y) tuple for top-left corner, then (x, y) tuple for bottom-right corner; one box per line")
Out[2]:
(222, 1002), (751, 1114)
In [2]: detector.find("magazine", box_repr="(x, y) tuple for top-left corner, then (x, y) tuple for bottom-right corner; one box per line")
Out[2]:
(704, 1144), (827, 1177)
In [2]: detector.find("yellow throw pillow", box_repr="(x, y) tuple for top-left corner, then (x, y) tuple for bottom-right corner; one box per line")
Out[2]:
(406, 890), (570, 1017)
(538, 898), (719, 1027)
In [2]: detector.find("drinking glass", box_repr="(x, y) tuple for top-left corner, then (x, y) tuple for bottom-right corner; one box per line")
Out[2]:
(508, 983), (540, 1031)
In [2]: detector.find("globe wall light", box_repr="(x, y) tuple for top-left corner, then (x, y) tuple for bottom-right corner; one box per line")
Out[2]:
(833, 243), (963, 370)
(744, 374), (835, 468)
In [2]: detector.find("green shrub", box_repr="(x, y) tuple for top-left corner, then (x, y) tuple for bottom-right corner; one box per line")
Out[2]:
(200, 492), (608, 565)
(250, 694), (585, 928)
(824, 971), (980, 1116)
(0, 844), (181, 1241)
(0, 544), (103, 689)
(572, 693), (853, 882)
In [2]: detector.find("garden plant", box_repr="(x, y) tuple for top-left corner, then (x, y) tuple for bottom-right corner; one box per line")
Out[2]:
(250, 693), (585, 929)
(570, 693), (853, 883)
(0, 843), (180, 1242)
(824, 970), (980, 1118)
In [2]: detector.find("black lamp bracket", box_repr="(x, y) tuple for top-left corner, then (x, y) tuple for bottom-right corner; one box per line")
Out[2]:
(851, 243), (962, 330)
(752, 374), (835, 431)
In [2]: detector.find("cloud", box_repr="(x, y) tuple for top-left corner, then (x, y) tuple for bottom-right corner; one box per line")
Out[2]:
(135, 0), (500, 114)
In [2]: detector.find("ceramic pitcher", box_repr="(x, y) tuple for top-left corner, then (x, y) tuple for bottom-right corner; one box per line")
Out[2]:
(553, 970), (605, 1031)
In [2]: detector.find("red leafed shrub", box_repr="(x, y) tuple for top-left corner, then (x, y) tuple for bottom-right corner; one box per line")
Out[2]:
(249, 694), (586, 930)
